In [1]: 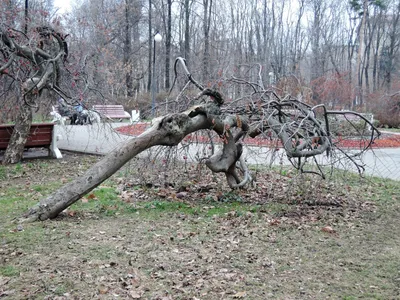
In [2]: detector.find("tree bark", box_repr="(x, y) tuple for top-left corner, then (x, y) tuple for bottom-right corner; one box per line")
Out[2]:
(165, 0), (172, 90)
(147, 0), (153, 93)
(383, 0), (400, 91)
(184, 0), (190, 65)
(1, 26), (66, 164)
(24, 0), (29, 34)
(202, 0), (212, 80)
(356, 0), (368, 107)
(124, 0), (134, 97)
(2, 101), (32, 164)
(22, 110), (213, 222)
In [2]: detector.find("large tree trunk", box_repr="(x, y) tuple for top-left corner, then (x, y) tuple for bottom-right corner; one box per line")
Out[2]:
(2, 101), (32, 164)
(22, 111), (213, 222)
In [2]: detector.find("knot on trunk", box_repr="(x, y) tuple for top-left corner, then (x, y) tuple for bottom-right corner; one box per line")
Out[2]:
(158, 114), (190, 145)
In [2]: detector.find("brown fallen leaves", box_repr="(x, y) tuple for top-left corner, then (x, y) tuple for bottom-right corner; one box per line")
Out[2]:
(321, 226), (336, 234)
(233, 291), (247, 298)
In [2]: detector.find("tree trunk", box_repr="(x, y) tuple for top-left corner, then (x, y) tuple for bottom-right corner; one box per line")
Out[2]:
(202, 0), (212, 80)
(310, 0), (322, 81)
(356, 0), (368, 107)
(24, 0), (29, 34)
(22, 111), (212, 222)
(384, 0), (400, 91)
(184, 0), (190, 65)
(3, 101), (33, 165)
(147, 0), (153, 93)
(124, 0), (133, 97)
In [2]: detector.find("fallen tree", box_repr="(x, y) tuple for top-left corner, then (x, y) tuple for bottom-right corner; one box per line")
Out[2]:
(21, 58), (380, 222)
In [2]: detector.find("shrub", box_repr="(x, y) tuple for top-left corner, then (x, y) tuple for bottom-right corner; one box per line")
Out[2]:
(369, 92), (400, 128)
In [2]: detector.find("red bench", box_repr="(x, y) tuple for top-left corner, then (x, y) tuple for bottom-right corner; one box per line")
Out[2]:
(0, 123), (62, 159)
(92, 105), (131, 121)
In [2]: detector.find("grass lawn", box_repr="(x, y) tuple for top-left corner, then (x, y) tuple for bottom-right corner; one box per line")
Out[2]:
(0, 152), (399, 299)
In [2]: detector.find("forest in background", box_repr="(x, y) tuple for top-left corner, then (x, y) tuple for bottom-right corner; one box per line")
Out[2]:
(1, 0), (400, 126)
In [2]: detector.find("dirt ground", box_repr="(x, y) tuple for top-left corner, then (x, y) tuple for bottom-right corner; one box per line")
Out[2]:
(1, 151), (400, 299)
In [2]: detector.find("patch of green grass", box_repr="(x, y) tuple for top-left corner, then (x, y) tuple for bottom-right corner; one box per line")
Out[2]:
(1, 223), (47, 249)
(53, 285), (68, 296)
(0, 182), (63, 219)
(366, 179), (399, 205)
(218, 191), (243, 202)
(72, 187), (115, 213)
(205, 204), (242, 217)
(342, 297), (357, 300)
(136, 198), (290, 220)
(32, 185), (43, 192)
(0, 187), (30, 217)
(0, 160), (54, 179)
(0, 265), (20, 277)
(0, 165), (6, 179)
(143, 200), (190, 211)
(39, 162), (49, 168)
(68, 184), (296, 221)
(85, 244), (118, 260)
(14, 163), (23, 172)
(71, 187), (257, 218)
(71, 186), (136, 216)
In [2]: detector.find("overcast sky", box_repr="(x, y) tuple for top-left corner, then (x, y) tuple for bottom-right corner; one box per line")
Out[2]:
(53, 0), (71, 13)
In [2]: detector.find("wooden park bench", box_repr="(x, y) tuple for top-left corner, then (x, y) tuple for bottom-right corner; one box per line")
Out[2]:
(0, 123), (62, 159)
(92, 105), (131, 122)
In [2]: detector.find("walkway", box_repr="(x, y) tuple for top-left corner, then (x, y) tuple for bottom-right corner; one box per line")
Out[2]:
(55, 124), (400, 181)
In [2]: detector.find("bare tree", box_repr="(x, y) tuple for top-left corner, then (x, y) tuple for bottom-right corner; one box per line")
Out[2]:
(184, 0), (191, 64)
(0, 25), (68, 164)
(163, 0), (172, 90)
(350, 0), (386, 107)
(309, 0), (326, 80)
(382, 0), (400, 91)
(202, 0), (213, 80)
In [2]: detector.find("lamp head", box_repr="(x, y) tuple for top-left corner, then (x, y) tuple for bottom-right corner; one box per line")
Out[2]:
(154, 33), (162, 42)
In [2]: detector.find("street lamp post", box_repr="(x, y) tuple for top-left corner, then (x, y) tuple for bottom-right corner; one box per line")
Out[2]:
(151, 33), (162, 118)
(269, 72), (274, 85)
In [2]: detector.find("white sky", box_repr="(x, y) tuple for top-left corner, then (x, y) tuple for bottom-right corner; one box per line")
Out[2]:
(53, 0), (72, 14)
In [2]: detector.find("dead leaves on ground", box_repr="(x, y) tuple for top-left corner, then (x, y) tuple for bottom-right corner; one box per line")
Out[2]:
(321, 225), (336, 234)
(114, 169), (376, 233)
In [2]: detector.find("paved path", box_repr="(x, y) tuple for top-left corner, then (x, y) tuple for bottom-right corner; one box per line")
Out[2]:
(56, 123), (132, 155)
(55, 124), (400, 181)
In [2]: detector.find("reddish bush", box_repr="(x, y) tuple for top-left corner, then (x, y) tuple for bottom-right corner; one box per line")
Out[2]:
(275, 75), (313, 103)
(369, 79), (400, 128)
(369, 92), (400, 128)
(310, 72), (353, 109)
